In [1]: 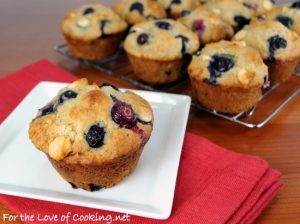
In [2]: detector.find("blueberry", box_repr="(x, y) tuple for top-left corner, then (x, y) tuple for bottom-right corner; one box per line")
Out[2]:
(83, 7), (95, 15)
(100, 19), (109, 35)
(291, 1), (300, 8)
(267, 35), (287, 62)
(206, 54), (234, 84)
(181, 10), (190, 17)
(39, 104), (55, 117)
(276, 15), (294, 29)
(89, 184), (103, 191)
(234, 16), (251, 30)
(137, 33), (149, 45)
(99, 83), (119, 91)
(175, 35), (189, 55)
(58, 90), (77, 104)
(171, 0), (181, 4)
(85, 124), (106, 148)
(192, 20), (205, 37)
(111, 100), (137, 129)
(155, 21), (171, 30)
(130, 2), (144, 15)
(68, 182), (78, 189)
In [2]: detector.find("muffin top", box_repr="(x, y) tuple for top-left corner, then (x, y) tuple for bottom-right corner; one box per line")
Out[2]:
(203, 0), (253, 31)
(61, 3), (128, 41)
(29, 79), (153, 165)
(124, 19), (200, 60)
(238, 0), (274, 15)
(234, 20), (300, 62)
(112, 0), (167, 25)
(157, 0), (200, 18)
(264, 6), (300, 35)
(188, 41), (268, 87)
(178, 7), (234, 44)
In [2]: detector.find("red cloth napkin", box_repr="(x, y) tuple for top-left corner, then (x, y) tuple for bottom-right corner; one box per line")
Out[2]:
(0, 60), (282, 224)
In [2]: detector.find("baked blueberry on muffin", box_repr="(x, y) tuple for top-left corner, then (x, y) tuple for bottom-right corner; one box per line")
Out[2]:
(157, 0), (200, 18)
(178, 7), (234, 44)
(291, 1), (300, 9)
(238, 0), (274, 15)
(203, 0), (253, 31)
(264, 5), (300, 35)
(61, 3), (128, 60)
(112, 0), (167, 25)
(29, 79), (154, 191)
(188, 41), (269, 114)
(124, 19), (199, 84)
(234, 20), (300, 83)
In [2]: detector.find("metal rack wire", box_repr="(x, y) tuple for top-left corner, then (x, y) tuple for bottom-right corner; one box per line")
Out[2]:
(54, 44), (300, 128)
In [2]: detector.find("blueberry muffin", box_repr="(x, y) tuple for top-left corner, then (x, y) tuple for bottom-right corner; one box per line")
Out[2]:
(61, 3), (128, 60)
(29, 79), (154, 191)
(238, 0), (274, 15)
(203, 0), (253, 32)
(124, 19), (199, 84)
(157, 0), (200, 18)
(234, 20), (300, 83)
(188, 41), (269, 114)
(112, 0), (167, 25)
(264, 5), (300, 35)
(178, 7), (234, 44)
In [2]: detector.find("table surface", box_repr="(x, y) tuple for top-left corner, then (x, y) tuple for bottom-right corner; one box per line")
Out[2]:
(0, 1), (299, 224)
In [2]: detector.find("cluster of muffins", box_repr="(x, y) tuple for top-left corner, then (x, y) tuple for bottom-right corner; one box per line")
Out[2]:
(60, 0), (300, 115)
(29, 79), (154, 191)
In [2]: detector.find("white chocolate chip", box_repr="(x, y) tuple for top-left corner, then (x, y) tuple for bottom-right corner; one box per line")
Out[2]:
(237, 69), (255, 85)
(234, 30), (247, 40)
(212, 8), (221, 15)
(202, 54), (211, 61)
(238, 41), (246, 46)
(263, 0), (273, 11)
(77, 17), (90, 28)
(49, 136), (72, 161)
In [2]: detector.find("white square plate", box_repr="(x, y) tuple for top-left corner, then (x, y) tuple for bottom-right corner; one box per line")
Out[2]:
(0, 81), (191, 219)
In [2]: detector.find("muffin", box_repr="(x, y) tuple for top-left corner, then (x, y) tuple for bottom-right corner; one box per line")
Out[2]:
(124, 19), (199, 84)
(238, 0), (274, 15)
(29, 79), (154, 191)
(61, 3), (128, 60)
(178, 7), (234, 44)
(157, 0), (200, 18)
(264, 5), (300, 35)
(234, 20), (300, 83)
(112, 0), (167, 25)
(188, 41), (269, 114)
(203, 0), (253, 32)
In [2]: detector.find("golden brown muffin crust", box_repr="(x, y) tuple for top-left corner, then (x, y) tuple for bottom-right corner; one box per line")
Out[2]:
(29, 79), (154, 165)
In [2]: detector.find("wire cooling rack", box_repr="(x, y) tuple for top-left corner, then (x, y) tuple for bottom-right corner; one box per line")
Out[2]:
(54, 43), (300, 128)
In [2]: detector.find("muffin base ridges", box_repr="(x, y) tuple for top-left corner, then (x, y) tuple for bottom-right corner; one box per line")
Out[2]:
(266, 57), (299, 84)
(190, 78), (262, 114)
(64, 33), (123, 61)
(127, 53), (187, 85)
(47, 147), (143, 191)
